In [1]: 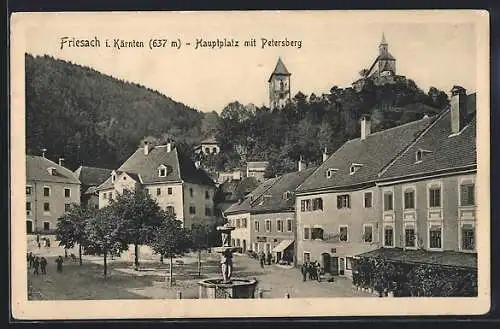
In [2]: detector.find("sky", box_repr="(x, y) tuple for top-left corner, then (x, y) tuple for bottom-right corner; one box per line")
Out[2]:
(19, 11), (484, 112)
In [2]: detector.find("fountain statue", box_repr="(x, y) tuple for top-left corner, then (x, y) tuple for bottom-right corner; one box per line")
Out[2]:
(197, 223), (258, 299)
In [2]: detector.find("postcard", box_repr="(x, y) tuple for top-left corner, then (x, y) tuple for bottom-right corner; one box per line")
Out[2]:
(10, 10), (490, 319)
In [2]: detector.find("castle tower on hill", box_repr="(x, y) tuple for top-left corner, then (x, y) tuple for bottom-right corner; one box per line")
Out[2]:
(268, 57), (291, 110)
(368, 32), (397, 79)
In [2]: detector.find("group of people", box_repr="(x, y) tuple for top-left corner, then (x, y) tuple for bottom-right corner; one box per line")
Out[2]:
(300, 260), (324, 282)
(259, 251), (274, 268)
(27, 252), (65, 275)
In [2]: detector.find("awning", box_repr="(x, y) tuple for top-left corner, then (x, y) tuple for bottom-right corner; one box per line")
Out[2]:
(356, 247), (477, 269)
(272, 240), (294, 253)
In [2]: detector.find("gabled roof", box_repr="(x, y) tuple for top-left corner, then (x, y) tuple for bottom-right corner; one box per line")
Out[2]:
(296, 115), (436, 193)
(96, 145), (214, 191)
(73, 165), (112, 187)
(200, 136), (218, 144)
(27, 155), (80, 184)
(379, 94), (476, 181)
(268, 58), (291, 82)
(219, 176), (260, 202)
(226, 167), (316, 215)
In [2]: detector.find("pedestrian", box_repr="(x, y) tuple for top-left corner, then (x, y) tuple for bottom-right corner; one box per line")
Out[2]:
(33, 256), (40, 275)
(46, 238), (51, 248)
(266, 252), (272, 265)
(259, 252), (265, 268)
(315, 261), (322, 282)
(55, 256), (64, 273)
(301, 261), (308, 282)
(40, 257), (47, 274)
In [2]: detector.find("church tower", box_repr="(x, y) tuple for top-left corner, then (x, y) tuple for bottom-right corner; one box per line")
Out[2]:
(377, 33), (396, 77)
(268, 57), (291, 110)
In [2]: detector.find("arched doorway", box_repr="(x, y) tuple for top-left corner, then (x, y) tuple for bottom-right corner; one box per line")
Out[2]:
(321, 253), (331, 273)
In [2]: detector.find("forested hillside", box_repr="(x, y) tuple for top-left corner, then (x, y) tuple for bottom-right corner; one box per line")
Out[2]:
(25, 54), (449, 177)
(207, 77), (449, 177)
(25, 54), (205, 170)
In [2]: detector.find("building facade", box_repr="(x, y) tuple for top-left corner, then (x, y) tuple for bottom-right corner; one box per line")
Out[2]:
(194, 136), (220, 156)
(246, 161), (269, 182)
(97, 141), (217, 229)
(268, 57), (291, 110)
(26, 155), (81, 234)
(225, 165), (316, 264)
(295, 112), (436, 278)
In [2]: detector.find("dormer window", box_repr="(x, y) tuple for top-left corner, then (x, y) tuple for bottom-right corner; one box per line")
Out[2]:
(326, 168), (338, 179)
(158, 164), (171, 177)
(349, 163), (363, 175)
(283, 191), (293, 200)
(415, 149), (432, 163)
(47, 167), (56, 175)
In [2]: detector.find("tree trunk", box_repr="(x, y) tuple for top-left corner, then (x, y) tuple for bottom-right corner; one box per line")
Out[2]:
(198, 250), (201, 277)
(134, 243), (139, 271)
(169, 255), (173, 287)
(79, 244), (82, 266)
(104, 251), (107, 279)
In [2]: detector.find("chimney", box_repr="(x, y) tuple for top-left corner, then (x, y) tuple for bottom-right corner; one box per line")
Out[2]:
(360, 115), (371, 141)
(41, 148), (47, 158)
(298, 156), (306, 172)
(143, 141), (149, 155)
(322, 147), (329, 162)
(166, 140), (175, 153)
(450, 85), (467, 134)
(58, 158), (65, 167)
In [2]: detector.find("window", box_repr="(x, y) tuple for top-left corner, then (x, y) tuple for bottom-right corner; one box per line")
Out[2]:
(236, 239), (240, 247)
(159, 168), (166, 177)
(205, 147), (210, 154)
(429, 225), (442, 249)
(189, 206), (196, 214)
(283, 191), (292, 200)
(405, 225), (416, 248)
(460, 183), (475, 206)
(212, 147), (217, 154)
(205, 206), (212, 216)
(303, 252), (311, 263)
(265, 220), (271, 232)
(326, 168), (338, 178)
(415, 150), (423, 162)
(167, 206), (175, 216)
(242, 218), (247, 228)
(311, 227), (324, 240)
(112, 174), (116, 182)
(287, 219), (293, 232)
(254, 220), (260, 232)
(123, 176), (127, 180)
(27, 221), (33, 234)
(346, 257), (353, 270)
(303, 227), (310, 240)
(26, 202), (32, 211)
(339, 226), (348, 242)
(337, 195), (351, 209)
(189, 188), (194, 197)
(103, 192), (107, 199)
(43, 202), (50, 212)
(384, 191), (393, 211)
(26, 186), (32, 195)
(384, 225), (394, 247)
(276, 220), (283, 232)
(312, 198), (323, 211)
(47, 167), (56, 175)
(109, 192), (113, 199)
(236, 218), (241, 228)
(63, 188), (71, 198)
(404, 189), (415, 209)
(168, 187), (173, 195)
(65, 203), (71, 212)
(43, 187), (50, 197)
(363, 225), (373, 243)
(364, 192), (372, 208)
(461, 224), (475, 251)
(429, 186), (441, 208)
(156, 188), (161, 196)
(43, 222), (50, 231)
(205, 190), (210, 199)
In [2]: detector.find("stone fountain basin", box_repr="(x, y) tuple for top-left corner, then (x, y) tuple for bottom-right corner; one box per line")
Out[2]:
(198, 277), (258, 299)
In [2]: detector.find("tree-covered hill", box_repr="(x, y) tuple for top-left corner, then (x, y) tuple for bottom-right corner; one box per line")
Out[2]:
(25, 54), (205, 170)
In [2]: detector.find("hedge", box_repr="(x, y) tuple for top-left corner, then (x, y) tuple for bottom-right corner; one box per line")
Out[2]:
(352, 256), (477, 297)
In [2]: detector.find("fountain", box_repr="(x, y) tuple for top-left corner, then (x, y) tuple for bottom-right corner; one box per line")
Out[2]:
(197, 224), (258, 299)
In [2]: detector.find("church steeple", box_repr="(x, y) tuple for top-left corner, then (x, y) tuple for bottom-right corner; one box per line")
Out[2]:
(268, 57), (291, 110)
(379, 32), (388, 55)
